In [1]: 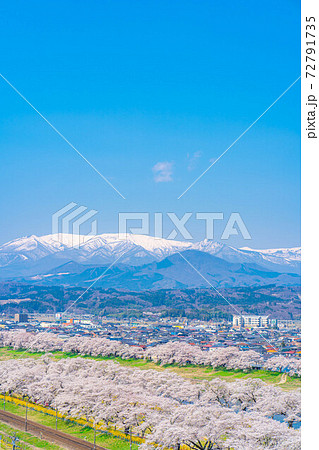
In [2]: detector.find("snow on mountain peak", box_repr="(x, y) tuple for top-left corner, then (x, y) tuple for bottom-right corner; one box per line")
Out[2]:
(0, 233), (300, 276)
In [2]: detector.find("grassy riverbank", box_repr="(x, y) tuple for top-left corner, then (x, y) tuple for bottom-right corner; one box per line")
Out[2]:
(0, 346), (300, 390)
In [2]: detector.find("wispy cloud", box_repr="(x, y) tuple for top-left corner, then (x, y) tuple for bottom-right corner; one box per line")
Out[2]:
(187, 151), (202, 171)
(152, 161), (174, 182)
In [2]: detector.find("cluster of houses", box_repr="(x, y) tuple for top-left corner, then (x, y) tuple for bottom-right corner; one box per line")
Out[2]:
(0, 312), (301, 358)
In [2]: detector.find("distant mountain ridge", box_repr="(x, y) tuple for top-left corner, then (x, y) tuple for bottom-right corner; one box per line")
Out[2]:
(0, 233), (301, 281)
(21, 249), (300, 290)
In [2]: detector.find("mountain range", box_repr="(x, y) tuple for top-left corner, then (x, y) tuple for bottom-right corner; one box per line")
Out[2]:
(0, 234), (300, 290)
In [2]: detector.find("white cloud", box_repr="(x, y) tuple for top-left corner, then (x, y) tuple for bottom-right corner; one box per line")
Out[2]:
(187, 151), (202, 171)
(152, 161), (173, 182)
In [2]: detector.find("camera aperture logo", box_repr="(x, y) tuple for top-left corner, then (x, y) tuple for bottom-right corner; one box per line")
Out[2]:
(52, 202), (98, 248)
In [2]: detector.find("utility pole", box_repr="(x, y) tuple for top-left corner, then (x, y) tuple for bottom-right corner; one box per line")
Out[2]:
(11, 433), (19, 450)
(93, 423), (96, 450)
(55, 406), (58, 430)
(3, 393), (5, 411)
(129, 427), (132, 450)
(25, 400), (28, 431)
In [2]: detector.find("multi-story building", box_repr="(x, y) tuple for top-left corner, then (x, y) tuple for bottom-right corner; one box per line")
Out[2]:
(232, 314), (272, 328)
(14, 313), (28, 323)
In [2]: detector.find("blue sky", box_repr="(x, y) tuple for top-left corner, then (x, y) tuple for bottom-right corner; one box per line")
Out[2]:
(0, 0), (300, 248)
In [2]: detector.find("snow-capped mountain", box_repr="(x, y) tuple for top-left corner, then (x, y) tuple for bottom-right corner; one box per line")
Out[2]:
(0, 233), (300, 280)
(194, 241), (301, 273)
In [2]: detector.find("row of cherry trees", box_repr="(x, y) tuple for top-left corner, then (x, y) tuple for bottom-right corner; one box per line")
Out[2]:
(0, 331), (301, 376)
(0, 356), (300, 449)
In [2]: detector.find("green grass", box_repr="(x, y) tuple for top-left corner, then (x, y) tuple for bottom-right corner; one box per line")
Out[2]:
(1, 401), (138, 450)
(0, 346), (300, 390)
(0, 346), (300, 448)
(0, 420), (64, 449)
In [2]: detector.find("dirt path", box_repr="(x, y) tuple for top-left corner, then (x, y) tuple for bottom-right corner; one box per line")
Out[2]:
(276, 373), (287, 385)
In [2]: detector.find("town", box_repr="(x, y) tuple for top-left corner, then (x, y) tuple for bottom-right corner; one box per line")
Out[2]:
(0, 311), (301, 359)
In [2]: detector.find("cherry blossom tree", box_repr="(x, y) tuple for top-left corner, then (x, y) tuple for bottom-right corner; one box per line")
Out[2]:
(0, 355), (300, 449)
(0, 331), (301, 376)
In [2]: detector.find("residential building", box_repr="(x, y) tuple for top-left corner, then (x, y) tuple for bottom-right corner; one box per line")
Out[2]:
(232, 314), (270, 328)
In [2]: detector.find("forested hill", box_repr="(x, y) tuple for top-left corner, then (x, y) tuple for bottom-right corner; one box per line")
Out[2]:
(0, 282), (300, 320)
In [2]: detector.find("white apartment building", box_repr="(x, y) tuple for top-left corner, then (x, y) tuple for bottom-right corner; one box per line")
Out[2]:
(232, 314), (270, 328)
